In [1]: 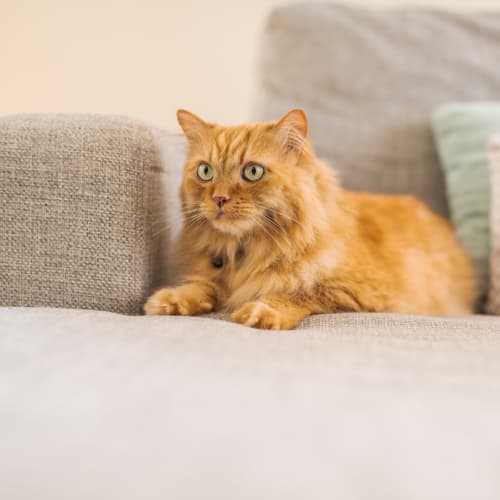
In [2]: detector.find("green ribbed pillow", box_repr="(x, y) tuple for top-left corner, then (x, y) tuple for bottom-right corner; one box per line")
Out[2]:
(487, 137), (500, 314)
(432, 103), (500, 303)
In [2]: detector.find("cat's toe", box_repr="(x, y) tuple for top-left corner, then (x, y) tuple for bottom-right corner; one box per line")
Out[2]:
(231, 301), (290, 330)
(144, 288), (214, 316)
(144, 295), (164, 315)
(144, 288), (186, 315)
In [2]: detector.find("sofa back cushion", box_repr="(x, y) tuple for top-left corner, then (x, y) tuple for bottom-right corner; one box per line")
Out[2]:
(0, 114), (173, 314)
(253, 3), (500, 216)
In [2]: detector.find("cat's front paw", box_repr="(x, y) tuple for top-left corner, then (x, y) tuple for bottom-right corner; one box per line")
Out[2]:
(144, 287), (213, 316)
(231, 301), (296, 330)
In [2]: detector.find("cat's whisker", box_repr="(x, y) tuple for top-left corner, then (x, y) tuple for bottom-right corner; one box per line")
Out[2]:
(266, 208), (308, 231)
(253, 220), (281, 250)
(254, 216), (289, 254)
(253, 203), (310, 241)
(180, 203), (202, 213)
(181, 212), (203, 220)
(181, 208), (205, 218)
(253, 202), (306, 228)
(262, 212), (286, 234)
(181, 207), (202, 215)
(183, 214), (206, 225)
(181, 210), (208, 230)
(150, 226), (170, 239)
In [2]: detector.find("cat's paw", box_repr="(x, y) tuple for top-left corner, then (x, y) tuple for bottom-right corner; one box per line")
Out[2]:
(230, 301), (296, 330)
(144, 287), (213, 316)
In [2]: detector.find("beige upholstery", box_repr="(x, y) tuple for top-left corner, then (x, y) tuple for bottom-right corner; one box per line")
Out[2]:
(1, 307), (500, 500)
(0, 114), (182, 314)
(254, 4), (500, 217)
(488, 137), (500, 313)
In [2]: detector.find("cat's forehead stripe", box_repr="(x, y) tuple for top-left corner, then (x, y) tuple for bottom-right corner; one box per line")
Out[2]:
(212, 131), (225, 170)
(212, 127), (253, 171)
(210, 142), (218, 165)
(221, 131), (235, 169)
(230, 129), (252, 167)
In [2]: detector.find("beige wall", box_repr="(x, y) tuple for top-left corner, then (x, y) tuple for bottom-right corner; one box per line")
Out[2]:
(1, 0), (499, 130)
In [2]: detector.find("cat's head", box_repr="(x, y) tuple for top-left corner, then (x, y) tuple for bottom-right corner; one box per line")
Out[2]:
(177, 109), (313, 238)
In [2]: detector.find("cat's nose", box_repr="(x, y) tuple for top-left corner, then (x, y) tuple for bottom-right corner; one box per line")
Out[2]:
(213, 195), (230, 208)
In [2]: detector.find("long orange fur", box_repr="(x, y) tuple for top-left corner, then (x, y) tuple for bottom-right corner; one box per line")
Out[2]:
(144, 109), (477, 329)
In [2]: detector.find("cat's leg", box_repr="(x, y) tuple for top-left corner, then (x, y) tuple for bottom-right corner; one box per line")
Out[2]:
(231, 295), (311, 330)
(144, 281), (217, 316)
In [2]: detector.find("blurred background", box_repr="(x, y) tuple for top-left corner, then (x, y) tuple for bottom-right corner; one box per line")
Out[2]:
(2, 0), (499, 130)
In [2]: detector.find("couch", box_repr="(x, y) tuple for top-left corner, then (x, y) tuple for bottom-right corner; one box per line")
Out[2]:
(2, 4), (500, 499)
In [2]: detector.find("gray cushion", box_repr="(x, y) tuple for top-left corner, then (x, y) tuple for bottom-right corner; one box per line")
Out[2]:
(253, 4), (500, 216)
(0, 114), (180, 314)
(1, 307), (500, 499)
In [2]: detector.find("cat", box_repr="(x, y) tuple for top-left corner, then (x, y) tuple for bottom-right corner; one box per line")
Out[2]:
(144, 109), (478, 329)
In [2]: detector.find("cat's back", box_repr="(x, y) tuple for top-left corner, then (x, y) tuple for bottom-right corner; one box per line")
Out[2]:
(339, 190), (478, 315)
(343, 190), (453, 247)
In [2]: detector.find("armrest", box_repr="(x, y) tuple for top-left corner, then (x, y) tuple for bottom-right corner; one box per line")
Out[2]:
(0, 113), (180, 314)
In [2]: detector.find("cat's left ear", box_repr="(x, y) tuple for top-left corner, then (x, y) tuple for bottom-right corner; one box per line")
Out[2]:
(275, 109), (308, 155)
(177, 109), (210, 142)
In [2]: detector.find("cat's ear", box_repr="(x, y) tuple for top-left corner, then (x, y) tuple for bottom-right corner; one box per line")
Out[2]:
(275, 109), (308, 155)
(177, 109), (210, 142)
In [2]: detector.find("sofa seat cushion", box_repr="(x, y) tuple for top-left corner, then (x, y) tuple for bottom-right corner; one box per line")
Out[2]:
(1, 307), (500, 500)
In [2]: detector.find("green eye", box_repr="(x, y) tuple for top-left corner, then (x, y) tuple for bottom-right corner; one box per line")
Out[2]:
(242, 163), (265, 182)
(197, 162), (214, 181)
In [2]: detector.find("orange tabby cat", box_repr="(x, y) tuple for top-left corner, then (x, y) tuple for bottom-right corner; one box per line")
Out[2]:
(144, 109), (477, 329)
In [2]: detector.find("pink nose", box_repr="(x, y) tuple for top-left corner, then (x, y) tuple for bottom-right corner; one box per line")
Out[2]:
(213, 195), (230, 208)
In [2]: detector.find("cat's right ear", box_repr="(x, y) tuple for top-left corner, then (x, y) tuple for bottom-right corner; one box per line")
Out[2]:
(275, 109), (308, 155)
(176, 109), (209, 142)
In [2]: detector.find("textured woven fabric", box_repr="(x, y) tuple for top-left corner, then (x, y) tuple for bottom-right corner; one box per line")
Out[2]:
(487, 137), (500, 314)
(1, 307), (500, 500)
(0, 114), (182, 314)
(253, 4), (500, 216)
(432, 103), (500, 301)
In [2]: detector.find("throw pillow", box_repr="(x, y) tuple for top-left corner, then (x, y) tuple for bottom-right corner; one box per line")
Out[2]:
(432, 102), (500, 303)
(487, 137), (500, 314)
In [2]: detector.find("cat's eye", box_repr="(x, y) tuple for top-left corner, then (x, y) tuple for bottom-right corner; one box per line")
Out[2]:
(197, 162), (214, 182)
(242, 163), (265, 182)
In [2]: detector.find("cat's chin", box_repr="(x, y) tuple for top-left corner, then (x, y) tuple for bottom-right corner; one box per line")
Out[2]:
(210, 215), (255, 237)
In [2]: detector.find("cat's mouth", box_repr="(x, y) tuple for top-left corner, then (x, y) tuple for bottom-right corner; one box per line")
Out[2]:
(212, 210), (237, 225)
(213, 206), (239, 222)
